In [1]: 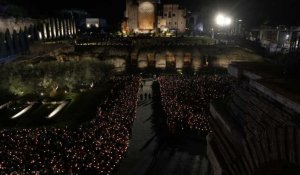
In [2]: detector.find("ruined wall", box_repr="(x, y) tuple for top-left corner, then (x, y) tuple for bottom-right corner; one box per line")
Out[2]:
(207, 68), (300, 175)
(0, 17), (76, 59)
(0, 17), (36, 33)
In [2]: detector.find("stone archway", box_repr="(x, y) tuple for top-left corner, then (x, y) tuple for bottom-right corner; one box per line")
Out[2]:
(165, 51), (176, 69)
(183, 52), (192, 68)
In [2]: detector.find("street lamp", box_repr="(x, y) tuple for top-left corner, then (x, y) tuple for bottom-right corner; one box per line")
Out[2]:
(215, 14), (232, 27)
(212, 13), (232, 41)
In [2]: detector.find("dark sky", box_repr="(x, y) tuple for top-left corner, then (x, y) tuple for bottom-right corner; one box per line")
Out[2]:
(1, 0), (299, 27)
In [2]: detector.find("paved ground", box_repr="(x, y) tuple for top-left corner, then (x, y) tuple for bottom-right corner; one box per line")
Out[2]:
(115, 80), (210, 175)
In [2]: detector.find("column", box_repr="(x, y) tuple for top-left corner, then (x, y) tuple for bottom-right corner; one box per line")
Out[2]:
(46, 23), (51, 40)
(52, 18), (57, 39)
(61, 19), (65, 37)
(56, 18), (61, 38)
(43, 22), (48, 39)
(64, 19), (68, 36)
(70, 20), (74, 35)
(73, 20), (77, 35)
(48, 19), (52, 39)
(67, 19), (72, 36)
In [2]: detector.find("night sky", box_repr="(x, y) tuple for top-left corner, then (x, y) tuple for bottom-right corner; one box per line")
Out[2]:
(1, 0), (299, 27)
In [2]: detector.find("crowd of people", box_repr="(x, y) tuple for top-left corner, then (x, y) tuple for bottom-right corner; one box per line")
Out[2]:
(158, 75), (235, 135)
(0, 76), (140, 174)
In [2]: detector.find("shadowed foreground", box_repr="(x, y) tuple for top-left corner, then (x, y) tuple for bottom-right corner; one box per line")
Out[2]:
(115, 80), (210, 175)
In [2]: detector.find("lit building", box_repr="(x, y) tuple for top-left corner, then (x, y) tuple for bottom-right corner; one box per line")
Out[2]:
(158, 4), (187, 33)
(86, 18), (100, 28)
(124, 0), (157, 34)
(123, 0), (187, 34)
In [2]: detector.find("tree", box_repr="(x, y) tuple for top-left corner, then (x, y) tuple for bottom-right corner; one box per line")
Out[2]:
(0, 32), (8, 58)
(8, 75), (33, 95)
(5, 29), (14, 55)
(12, 30), (20, 53)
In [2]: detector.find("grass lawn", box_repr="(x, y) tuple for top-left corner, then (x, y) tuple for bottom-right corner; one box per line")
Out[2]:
(52, 84), (111, 128)
(0, 82), (112, 129)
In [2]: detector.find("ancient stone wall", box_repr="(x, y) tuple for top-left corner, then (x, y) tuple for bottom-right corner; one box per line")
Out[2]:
(0, 17), (76, 59)
(0, 17), (36, 33)
(207, 76), (300, 175)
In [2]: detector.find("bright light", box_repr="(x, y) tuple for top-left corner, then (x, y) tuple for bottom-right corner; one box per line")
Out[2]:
(47, 101), (69, 119)
(162, 27), (168, 32)
(215, 14), (232, 27)
(86, 24), (91, 28)
(0, 101), (11, 110)
(224, 17), (232, 25)
(11, 103), (35, 119)
(95, 24), (99, 28)
(38, 31), (42, 40)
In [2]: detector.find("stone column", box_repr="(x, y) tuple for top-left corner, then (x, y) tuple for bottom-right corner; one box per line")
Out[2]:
(67, 19), (72, 36)
(61, 19), (65, 37)
(70, 20), (74, 35)
(66, 19), (70, 37)
(56, 20), (60, 38)
(46, 23), (51, 40)
(43, 22), (48, 39)
(56, 18), (61, 38)
(65, 19), (68, 37)
(52, 18), (57, 39)
(73, 20), (77, 35)
(63, 19), (68, 36)
(48, 19), (52, 39)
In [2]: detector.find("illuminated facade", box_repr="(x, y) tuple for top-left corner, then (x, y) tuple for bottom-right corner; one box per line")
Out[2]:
(159, 4), (187, 33)
(138, 1), (155, 30)
(124, 0), (157, 33)
(123, 1), (187, 34)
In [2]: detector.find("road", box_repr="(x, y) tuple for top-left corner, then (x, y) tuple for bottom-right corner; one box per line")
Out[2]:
(115, 80), (210, 175)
